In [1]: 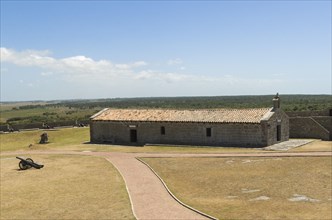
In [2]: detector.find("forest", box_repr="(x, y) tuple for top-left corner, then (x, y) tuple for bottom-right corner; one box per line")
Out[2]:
(1, 95), (331, 126)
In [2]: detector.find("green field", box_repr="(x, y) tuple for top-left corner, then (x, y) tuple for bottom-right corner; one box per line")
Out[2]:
(0, 106), (99, 124)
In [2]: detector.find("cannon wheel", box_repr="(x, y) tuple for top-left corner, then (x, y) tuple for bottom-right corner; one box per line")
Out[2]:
(26, 158), (34, 163)
(19, 161), (29, 170)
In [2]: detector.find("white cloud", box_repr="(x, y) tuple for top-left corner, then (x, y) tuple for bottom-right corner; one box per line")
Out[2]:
(134, 70), (192, 83)
(1, 47), (285, 98)
(134, 70), (155, 80)
(133, 61), (148, 67)
(0, 47), (144, 80)
(167, 58), (183, 65)
(41, 71), (53, 76)
(1, 47), (54, 67)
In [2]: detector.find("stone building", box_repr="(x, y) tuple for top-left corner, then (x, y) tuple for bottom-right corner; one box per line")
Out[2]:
(90, 95), (289, 147)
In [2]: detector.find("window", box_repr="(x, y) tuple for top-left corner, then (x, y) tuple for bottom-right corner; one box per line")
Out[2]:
(206, 128), (211, 137)
(161, 126), (165, 135)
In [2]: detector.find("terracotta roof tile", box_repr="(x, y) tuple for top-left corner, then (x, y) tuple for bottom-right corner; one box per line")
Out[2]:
(91, 108), (273, 124)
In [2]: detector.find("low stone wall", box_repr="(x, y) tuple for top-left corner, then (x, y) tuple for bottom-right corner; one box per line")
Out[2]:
(312, 116), (332, 132)
(286, 109), (331, 117)
(286, 109), (332, 141)
(0, 120), (89, 132)
(289, 117), (330, 140)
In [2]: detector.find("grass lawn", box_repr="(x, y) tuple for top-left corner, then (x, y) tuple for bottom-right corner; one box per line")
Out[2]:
(0, 154), (135, 220)
(141, 157), (332, 220)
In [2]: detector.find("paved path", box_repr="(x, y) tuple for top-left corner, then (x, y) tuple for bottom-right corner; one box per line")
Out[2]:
(263, 139), (315, 151)
(2, 150), (331, 220)
(100, 152), (207, 220)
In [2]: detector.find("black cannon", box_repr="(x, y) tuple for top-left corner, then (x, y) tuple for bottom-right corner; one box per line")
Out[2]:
(16, 157), (44, 170)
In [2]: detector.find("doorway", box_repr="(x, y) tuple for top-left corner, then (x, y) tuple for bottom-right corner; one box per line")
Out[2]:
(277, 125), (281, 141)
(130, 129), (137, 143)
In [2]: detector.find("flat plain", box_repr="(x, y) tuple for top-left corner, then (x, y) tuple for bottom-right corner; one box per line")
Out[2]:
(141, 156), (332, 219)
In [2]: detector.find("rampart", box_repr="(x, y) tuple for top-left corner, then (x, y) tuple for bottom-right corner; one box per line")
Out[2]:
(286, 109), (331, 141)
(0, 120), (89, 132)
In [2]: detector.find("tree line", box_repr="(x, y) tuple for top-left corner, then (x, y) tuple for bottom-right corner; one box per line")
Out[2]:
(2, 95), (331, 126)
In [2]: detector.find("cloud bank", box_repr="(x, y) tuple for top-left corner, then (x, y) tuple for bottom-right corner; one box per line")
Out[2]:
(1, 47), (285, 100)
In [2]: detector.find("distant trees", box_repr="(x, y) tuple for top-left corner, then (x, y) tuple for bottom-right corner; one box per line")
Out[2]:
(1, 95), (331, 126)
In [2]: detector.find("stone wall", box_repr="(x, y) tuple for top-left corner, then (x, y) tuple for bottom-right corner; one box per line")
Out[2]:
(90, 109), (289, 147)
(286, 109), (331, 117)
(91, 121), (267, 147)
(1, 120), (89, 131)
(289, 117), (330, 140)
(263, 108), (289, 146)
(286, 109), (331, 141)
(312, 116), (332, 133)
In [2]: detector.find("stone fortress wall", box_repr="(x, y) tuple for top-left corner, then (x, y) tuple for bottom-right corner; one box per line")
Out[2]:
(286, 109), (332, 141)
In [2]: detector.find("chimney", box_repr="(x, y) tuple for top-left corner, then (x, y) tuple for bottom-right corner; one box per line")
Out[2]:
(273, 93), (280, 109)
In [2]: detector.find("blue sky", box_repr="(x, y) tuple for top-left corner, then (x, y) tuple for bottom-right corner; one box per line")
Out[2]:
(1, 1), (331, 101)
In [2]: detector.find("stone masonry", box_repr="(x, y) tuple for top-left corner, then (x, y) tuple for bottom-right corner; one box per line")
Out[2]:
(90, 95), (289, 147)
(286, 109), (332, 141)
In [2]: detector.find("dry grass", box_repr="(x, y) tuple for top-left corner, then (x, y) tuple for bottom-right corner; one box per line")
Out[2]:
(0, 154), (134, 220)
(71, 143), (264, 154)
(1, 128), (330, 154)
(142, 157), (332, 220)
(0, 128), (90, 152)
(291, 140), (332, 152)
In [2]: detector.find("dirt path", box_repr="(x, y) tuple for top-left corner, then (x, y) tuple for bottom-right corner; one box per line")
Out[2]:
(2, 150), (331, 220)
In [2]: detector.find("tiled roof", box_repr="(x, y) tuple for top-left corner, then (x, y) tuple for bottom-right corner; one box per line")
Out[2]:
(91, 108), (273, 124)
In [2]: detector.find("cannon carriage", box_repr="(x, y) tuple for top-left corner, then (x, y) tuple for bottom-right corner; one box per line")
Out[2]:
(16, 157), (44, 170)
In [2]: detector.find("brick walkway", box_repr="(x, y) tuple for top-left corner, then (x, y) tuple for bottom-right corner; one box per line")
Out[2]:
(100, 152), (207, 220)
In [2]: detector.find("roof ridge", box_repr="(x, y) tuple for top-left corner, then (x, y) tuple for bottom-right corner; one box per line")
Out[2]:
(105, 107), (271, 111)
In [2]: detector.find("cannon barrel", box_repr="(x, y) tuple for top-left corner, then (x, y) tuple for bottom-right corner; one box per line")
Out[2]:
(16, 157), (44, 170)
